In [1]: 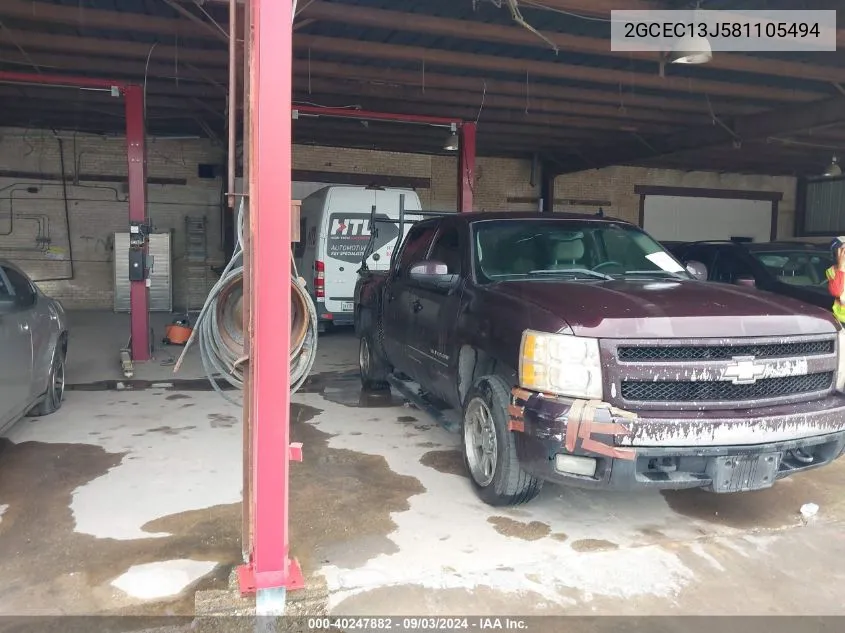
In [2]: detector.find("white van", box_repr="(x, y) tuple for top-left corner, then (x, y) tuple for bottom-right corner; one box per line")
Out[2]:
(294, 185), (423, 331)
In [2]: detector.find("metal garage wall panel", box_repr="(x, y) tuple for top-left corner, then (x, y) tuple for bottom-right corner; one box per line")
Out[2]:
(805, 179), (845, 234)
(643, 196), (773, 243)
(113, 232), (173, 312)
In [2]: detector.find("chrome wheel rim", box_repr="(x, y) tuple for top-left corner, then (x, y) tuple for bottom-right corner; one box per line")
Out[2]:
(464, 397), (498, 487)
(54, 356), (65, 403)
(359, 337), (371, 377)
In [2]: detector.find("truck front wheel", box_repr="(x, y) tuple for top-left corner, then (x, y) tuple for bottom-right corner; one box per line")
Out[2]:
(359, 334), (390, 392)
(462, 376), (543, 506)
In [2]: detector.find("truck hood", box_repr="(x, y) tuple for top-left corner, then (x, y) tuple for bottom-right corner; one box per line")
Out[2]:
(489, 278), (839, 338)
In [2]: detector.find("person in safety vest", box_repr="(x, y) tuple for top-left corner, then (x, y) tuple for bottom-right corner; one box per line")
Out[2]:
(826, 236), (845, 323)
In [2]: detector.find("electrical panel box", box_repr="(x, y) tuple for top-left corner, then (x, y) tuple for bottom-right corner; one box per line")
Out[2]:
(114, 232), (173, 312)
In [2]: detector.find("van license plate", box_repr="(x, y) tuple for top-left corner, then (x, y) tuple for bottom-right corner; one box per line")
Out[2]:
(708, 453), (781, 493)
(341, 301), (354, 312)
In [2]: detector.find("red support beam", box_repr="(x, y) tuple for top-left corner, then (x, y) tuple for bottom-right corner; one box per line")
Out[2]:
(458, 121), (476, 212)
(237, 0), (304, 597)
(124, 85), (151, 362)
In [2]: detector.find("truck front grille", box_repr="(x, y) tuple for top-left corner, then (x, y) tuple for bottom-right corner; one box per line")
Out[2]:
(621, 372), (833, 403)
(617, 340), (834, 362)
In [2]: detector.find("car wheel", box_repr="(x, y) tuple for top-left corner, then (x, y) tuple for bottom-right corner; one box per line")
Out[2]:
(359, 334), (390, 391)
(33, 345), (66, 416)
(462, 375), (543, 506)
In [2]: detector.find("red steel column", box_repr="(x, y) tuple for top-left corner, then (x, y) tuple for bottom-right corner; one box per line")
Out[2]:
(124, 85), (151, 362)
(457, 122), (476, 212)
(237, 0), (303, 595)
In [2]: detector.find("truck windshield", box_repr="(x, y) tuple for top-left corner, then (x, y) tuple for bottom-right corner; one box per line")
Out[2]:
(473, 219), (689, 283)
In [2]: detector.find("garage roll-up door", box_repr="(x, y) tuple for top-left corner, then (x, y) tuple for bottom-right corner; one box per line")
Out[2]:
(642, 195), (775, 243)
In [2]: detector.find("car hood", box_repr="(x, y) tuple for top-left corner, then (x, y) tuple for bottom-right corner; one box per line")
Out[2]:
(489, 278), (839, 338)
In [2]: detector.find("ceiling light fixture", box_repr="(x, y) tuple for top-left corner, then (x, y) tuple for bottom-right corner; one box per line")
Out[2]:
(669, 34), (713, 64)
(443, 123), (459, 151)
(823, 155), (841, 177)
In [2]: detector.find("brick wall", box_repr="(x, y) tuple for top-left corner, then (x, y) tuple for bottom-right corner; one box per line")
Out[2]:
(0, 128), (225, 310)
(554, 166), (797, 238)
(292, 146), (538, 212)
(0, 130), (802, 311)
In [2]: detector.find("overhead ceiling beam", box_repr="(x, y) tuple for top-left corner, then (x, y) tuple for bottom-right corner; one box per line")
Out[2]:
(0, 28), (228, 66)
(301, 2), (845, 84)
(293, 75), (706, 125)
(552, 95), (845, 173)
(0, 0), (222, 41)
(295, 59), (761, 116)
(0, 49), (225, 85)
(293, 91), (680, 134)
(295, 35), (824, 103)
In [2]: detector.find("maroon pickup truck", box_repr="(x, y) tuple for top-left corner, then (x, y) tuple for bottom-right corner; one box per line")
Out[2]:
(354, 211), (845, 506)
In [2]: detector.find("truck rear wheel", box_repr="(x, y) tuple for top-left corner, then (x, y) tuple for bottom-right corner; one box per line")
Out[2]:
(359, 334), (390, 391)
(462, 375), (543, 506)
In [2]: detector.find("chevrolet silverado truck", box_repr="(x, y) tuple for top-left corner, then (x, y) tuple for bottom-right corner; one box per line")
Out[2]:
(354, 211), (845, 506)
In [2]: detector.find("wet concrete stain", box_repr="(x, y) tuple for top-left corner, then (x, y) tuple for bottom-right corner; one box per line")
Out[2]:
(166, 394), (192, 401)
(550, 532), (569, 542)
(487, 516), (551, 541)
(298, 371), (405, 408)
(132, 425), (197, 437)
(397, 416), (418, 423)
(417, 441), (439, 448)
(67, 379), (234, 392)
(661, 459), (845, 530)
(207, 413), (238, 429)
(0, 438), (240, 615)
(181, 403), (195, 409)
(570, 539), (620, 552)
(419, 450), (467, 478)
(289, 403), (425, 572)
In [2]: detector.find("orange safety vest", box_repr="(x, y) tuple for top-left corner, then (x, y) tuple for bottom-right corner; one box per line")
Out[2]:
(825, 267), (845, 322)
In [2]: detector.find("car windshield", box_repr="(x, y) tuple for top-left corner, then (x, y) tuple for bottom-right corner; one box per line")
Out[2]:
(473, 219), (689, 283)
(750, 250), (832, 288)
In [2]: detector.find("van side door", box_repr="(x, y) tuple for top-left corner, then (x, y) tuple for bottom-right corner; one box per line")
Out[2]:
(383, 223), (439, 380)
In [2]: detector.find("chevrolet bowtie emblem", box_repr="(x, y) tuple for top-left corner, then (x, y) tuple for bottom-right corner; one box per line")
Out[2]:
(723, 356), (766, 385)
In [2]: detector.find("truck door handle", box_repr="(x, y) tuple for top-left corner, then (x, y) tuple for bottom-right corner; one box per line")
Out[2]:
(412, 300), (423, 313)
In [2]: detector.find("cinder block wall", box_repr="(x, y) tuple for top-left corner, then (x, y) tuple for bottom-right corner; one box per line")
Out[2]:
(554, 166), (798, 238)
(0, 128), (226, 310)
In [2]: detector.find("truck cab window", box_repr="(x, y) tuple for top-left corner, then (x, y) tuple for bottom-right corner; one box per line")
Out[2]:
(711, 249), (753, 284)
(428, 226), (462, 275)
(396, 225), (437, 277)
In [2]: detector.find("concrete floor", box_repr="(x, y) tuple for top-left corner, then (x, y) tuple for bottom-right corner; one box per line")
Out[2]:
(2, 312), (845, 620)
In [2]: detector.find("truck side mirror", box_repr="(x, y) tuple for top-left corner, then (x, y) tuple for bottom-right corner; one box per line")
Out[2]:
(409, 260), (460, 292)
(685, 260), (708, 281)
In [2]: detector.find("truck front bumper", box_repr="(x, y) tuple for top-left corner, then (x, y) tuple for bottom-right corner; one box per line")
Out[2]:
(509, 388), (845, 492)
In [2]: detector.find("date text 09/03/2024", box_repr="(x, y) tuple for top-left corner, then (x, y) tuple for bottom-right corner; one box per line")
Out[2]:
(306, 617), (529, 630)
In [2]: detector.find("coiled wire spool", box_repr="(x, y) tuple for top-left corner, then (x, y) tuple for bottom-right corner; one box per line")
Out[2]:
(174, 199), (319, 402)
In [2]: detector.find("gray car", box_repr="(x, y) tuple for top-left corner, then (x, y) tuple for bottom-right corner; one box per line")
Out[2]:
(0, 260), (69, 434)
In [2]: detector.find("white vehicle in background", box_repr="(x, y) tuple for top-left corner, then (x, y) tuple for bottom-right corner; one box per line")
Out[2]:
(295, 185), (423, 332)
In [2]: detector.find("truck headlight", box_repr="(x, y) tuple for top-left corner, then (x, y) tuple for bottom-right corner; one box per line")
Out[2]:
(519, 330), (603, 399)
(838, 329), (845, 392)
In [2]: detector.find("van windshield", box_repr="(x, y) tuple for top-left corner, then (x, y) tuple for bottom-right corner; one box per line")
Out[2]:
(473, 219), (689, 283)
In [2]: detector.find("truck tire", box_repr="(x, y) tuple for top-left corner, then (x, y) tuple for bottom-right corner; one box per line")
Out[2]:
(359, 334), (390, 392)
(462, 375), (543, 506)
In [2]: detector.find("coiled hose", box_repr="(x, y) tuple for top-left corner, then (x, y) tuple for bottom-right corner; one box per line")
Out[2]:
(174, 198), (319, 404)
